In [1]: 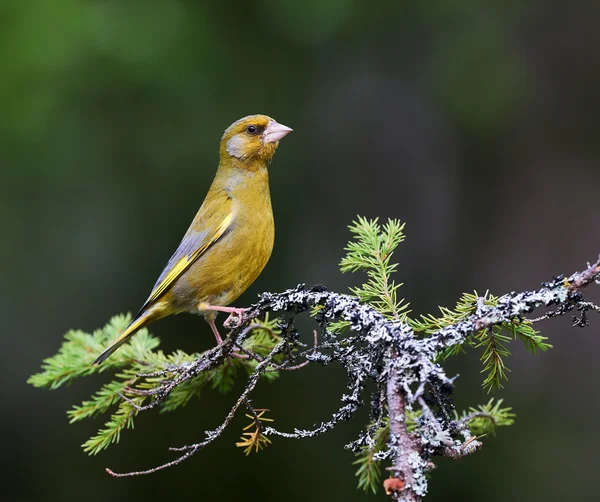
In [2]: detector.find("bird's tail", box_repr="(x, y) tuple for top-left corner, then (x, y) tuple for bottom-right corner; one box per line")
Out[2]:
(93, 309), (159, 366)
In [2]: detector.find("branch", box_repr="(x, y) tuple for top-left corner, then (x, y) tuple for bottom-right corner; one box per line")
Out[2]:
(95, 256), (599, 499)
(384, 352), (423, 501)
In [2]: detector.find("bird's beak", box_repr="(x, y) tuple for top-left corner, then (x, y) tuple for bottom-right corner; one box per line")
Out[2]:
(263, 120), (293, 144)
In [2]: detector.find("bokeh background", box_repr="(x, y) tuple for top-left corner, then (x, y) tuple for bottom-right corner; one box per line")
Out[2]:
(4, 1), (600, 501)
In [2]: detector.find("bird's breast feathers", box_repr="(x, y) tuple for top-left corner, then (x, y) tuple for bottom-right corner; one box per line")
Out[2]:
(172, 204), (274, 309)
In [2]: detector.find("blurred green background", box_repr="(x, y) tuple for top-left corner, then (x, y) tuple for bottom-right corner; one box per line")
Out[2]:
(4, 0), (600, 500)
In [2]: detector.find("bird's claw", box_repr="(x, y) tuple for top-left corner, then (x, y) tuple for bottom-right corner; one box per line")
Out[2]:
(223, 308), (248, 329)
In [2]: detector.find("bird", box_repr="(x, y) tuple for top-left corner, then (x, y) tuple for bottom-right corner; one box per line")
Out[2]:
(93, 114), (292, 365)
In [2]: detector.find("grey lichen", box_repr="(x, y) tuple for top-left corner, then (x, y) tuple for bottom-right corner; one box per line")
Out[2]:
(100, 258), (599, 502)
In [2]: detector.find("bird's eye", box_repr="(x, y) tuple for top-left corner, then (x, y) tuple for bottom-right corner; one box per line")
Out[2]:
(246, 125), (258, 135)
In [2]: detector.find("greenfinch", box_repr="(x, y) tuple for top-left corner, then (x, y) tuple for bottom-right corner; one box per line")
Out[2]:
(93, 114), (292, 365)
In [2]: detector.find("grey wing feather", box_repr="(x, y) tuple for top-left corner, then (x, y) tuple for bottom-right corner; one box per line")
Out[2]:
(150, 229), (209, 292)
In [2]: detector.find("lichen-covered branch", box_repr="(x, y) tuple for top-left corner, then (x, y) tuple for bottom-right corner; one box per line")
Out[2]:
(99, 256), (600, 502)
(26, 209), (599, 500)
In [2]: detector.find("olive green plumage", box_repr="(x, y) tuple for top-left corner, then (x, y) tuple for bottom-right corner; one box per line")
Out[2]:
(93, 114), (292, 365)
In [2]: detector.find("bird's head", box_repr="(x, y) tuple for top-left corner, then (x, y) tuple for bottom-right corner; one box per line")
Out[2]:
(220, 114), (293, 166)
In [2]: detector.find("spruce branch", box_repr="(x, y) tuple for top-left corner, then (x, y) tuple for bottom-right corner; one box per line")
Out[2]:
(457, 399), (515, 436)
(411, 292), (550, 392)
(28, 214), (600, 501)
(102, 253), (598, 493)
(235, 408), (274, 455)
(83, 399), (143, 454)
(340, 216), (410, 320)
(354, 417), (390, 494)
(475, 326), (511, 392)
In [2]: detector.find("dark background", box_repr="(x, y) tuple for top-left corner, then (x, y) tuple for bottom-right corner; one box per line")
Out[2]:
(4, 1), (600, 501)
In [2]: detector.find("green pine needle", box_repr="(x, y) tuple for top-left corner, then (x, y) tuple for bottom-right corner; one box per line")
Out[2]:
(475, 326), (511, 392)
(411, 291), (551, 392)
(458, 399), (515, 436)
(340, 217), (409, 320)
(28, 215), (553, 485)
(28, 314), (282, 455)
(353, 420), (390, 494)
(68, 381), (128, 423)
(82, 399), (144, 455)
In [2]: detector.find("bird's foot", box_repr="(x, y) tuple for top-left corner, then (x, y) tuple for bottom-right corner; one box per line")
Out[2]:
(223, 308), (249, 329)
(199, 303), (249, 329)
(206, 310), (249, 359)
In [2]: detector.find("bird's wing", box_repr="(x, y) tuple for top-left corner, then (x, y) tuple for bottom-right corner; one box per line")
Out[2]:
(137, 190), (233, 314)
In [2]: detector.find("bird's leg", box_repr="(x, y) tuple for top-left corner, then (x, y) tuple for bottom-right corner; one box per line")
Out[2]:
(206, 317), (223, 345)
(204, 312), (249, 360)
(200, 305), (248, 316)
(198, 303), (249, 329)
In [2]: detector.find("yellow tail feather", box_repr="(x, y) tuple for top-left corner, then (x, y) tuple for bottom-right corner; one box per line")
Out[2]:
(93, 312), (154, 366)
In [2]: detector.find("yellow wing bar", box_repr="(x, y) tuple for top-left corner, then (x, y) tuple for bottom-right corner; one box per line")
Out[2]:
(143, 212), (233, 309)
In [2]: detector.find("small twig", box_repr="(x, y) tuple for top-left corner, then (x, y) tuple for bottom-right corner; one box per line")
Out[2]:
(438, 436), (483, 459)
(232, 343), (263, 361)
(578, 301), (600, 312)
(267, 329), (319, 372)
(459, 411), (497, 427)
(243, 399), (261, 427)
(102, 257), (600, 493)
(115, 392), (146, 411)
(264, 371), (365, 439)
(107, 338), (287, 477)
